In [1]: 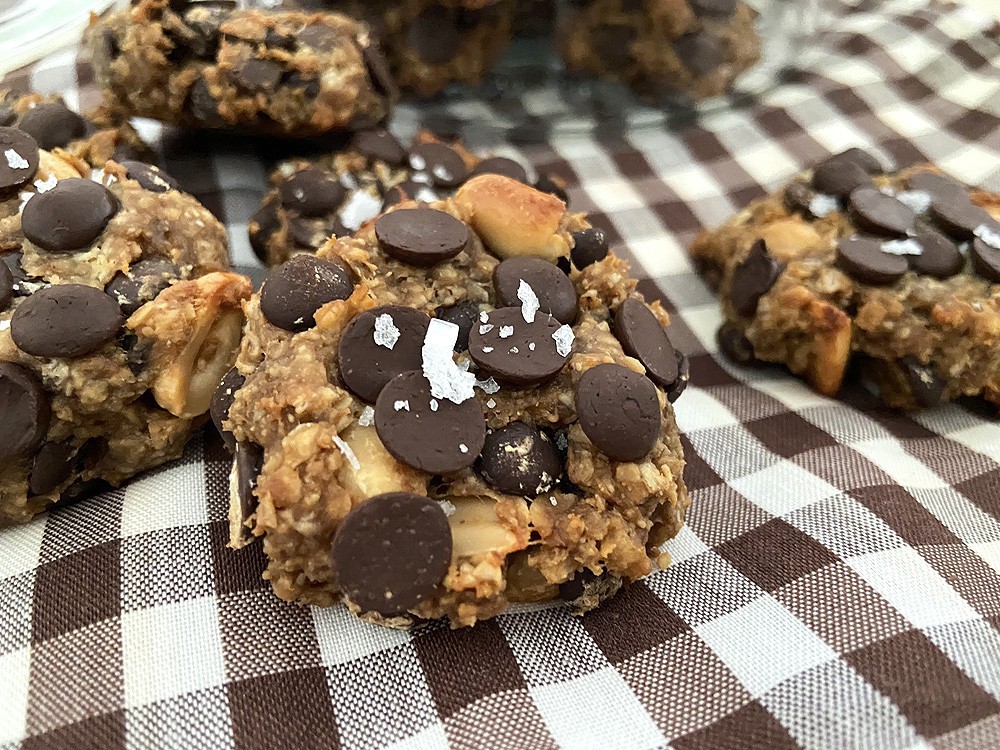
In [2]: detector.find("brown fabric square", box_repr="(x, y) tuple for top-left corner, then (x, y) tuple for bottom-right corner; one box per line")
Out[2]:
(680, 435), (724, 492)
(745, 411), (840, 458)
(444, 691), (558, 750)
(754, 108), (802, 138)
(685, 483), (772, 548)
(851, 485), (957, 546)
(32, 540), (120, 643)
(687, 353), (738, 389)
(209, 520), (268, 596)
(650, 199), (704, 234)
(717, 519), (838, 592)
(228, 669), (340, 750)
(582, 582), (689, 665)
(673, 700), (799, 750)
(22, 710), (125, 750)
(955, 469), (1000, 522)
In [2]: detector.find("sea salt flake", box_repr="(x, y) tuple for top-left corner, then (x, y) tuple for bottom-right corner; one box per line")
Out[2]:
(549, 496), (558, 506)
(459, 443), (469, 454)
(358, 406), (375, 427)
(409, 154), (426, 171)
(439, 500), (456, 517)
(340, 172), (358, 190)
(528, 342), (535, 351)
(499, 326), (514, 339)
(517, 279), (539, 323)
(421, 318), (476, 404)
(415, 186), (438, 203)
(555, 432), (568, 450)
(552, 325), (575, 357)
(4, 149), (28, 170)
(339, 190), (382, 231)
(880, 238), (923, 256)
(974, 223), (1000, 250)
(432, 164), (454, 183)
(394, 400), (410, 411)
(482, 347), (494, 353)
(894, 190), (933, 215)
(373, 313), (400, 350)
(808, 194), (839, 218)
(509, 347), (519, 354)
(411, 172), (432, 185)
(475, 376), (500, 394)
(479, 324), (494, 334)
(332, 435), (360, 471)
(486, 398), (497, 408)
(480, 311), (489, 323)
(430, 399), (439, 411)
(0, 319), (9, 332)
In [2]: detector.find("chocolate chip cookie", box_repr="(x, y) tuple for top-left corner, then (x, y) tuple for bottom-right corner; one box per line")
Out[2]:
(250, 127), (557, 267)
(89, 0), (396, 137)
(558, 0), (762, 101)
(0, 129), (251, 525)
(222, 174), (689, 627)
(690, 149), (1000, 409)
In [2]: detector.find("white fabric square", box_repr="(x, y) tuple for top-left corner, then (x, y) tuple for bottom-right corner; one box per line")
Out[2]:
(788, 495), (903, 560)
(626, 234), (692, 278)
(125, 686), (234, 750)
(661, 524), (712, 565)
(313, 604), (412, 667)
(851, 438), (948, 490)
(729, 460), (840, 517)
(120, 457), (208, 538)
(927, 619), (1000, 702)
(385, 722), (450, 750)
(0, 647), (30, 745)
(673, 388), (740, 434)
(500, 607), (607, 686)
(0, 518), (46, 578)
(674, 303), (724, 352)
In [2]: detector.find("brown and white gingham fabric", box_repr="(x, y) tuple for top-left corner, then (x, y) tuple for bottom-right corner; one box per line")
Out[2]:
(3, 1), (1000, 748)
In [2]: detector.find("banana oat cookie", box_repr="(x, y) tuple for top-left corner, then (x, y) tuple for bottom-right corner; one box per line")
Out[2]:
(690, 148), (1000, 409)
(89, 0), (396, 137)
(0, 128), (251, 525)
(221, 174), (689, 627)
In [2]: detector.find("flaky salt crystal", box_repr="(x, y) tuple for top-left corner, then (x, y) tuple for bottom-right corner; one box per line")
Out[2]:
(499, 326), (514, 339)
(332, 435), (360, 471)
(517, 280), (539, 323)
(894, 190), (933, 215)
(373, 313), (400, 350)
(421, 318), (476, 404)
(358, 406), (375, 427)
(339, 190), (382, 231)
(394, 400), (410, 411)
(880, 238), (923, 256)
(974, 223), (1000, 250)
(5, 149), (28, 170)
(439, 500), (456, 517)
(808, 194), (839, 218)
(475, 377), (500, 394)
(552, 325), (575, 357)
(459, 443), (468, 454)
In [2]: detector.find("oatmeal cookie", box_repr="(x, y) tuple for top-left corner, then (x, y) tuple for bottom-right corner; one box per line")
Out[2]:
(221, 174), (689, 627)
(690, 148), (1000, 409)
(88, 0), (396, 137)
(0, 128), (251, 525)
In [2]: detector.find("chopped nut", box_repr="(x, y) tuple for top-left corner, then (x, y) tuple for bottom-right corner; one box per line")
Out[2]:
(338, 423), (427, 497)
(758, 218), (825, 261)
(448, 496), (524, 560)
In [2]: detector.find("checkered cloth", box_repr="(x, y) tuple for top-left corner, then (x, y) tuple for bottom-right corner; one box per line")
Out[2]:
(3, 1), (1000, 748)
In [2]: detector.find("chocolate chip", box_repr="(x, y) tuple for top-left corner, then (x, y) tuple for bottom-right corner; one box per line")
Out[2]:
(260, 255), (355, 332)
(674, 31), (724, 76)
(534, 171), (569, 204)
(407, 6), (462, 64)
(469, 306), (571, 385)
(434, 301), (480, 352)
(494, 257), (578, 325)
(248, 200), (280, 262)
(121, 160), (179, 193)
(729, 239), (783, 317)
(28, 441), (77, 496)
(279, 168), (346, 217)
(971, 237), (1000, 282)
(12, 285), (124, 358)
(105, 258), (180, 315)
(17, 102), (86, 150)
(908, 231), (964, 279)
(234, 58), (283, 92)
(188, 78), (225, 126)
(907, 171), (967, 205)
(594, 25), (637, 70)
(667, 351), (690, 403)
(575, 363), (660, 462)
(211, 366), (245, 452)
(613, 297), (681, 390)
(836, 148), (884, 175)
(0, 103), (14, 127)
(288, 215), (337, 250)
(835, 235), (908, 285)
(3, 251), (29, 294)
(0, 362), (50, 461)
(409, 143), (468, 188)
(783, 182), (817, 216)
(374, 371), (486, 474)
(284, 72), (321, 99)
(812, 155), (874, 198)
(469, 157), (529, 184)
(22, 178), (119, 253)
(263, 28), (296, 50)
(717, 323), (757, 366)
(375, 207), (469, 267)
(558, 568), (598, 602)
(689, 0), (737, 19)
(930, 198), (993, 240)
(849, 187), (915, 237)
(331, 492), (452, 615)
(338, 306), (431, 403)
(352, 128), (406, 166)
(477, 422), (562, 497)
(175, 7), (225, 58)
(901, 356), (945, 408)
(0, 127), (39, 189)
(571, 228), (608, 269)
(235, 441), (263, 530)
(361, 41), (399, 101)
(298, 24), (338, 52)
(0, 261), (12, 311)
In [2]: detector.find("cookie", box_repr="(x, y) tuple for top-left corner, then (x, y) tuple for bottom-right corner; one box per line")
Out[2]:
(0, 131), (251, 524)
(222, 174), (689, 627)
(89, 0), (396, 137)
(690, 149), (1000, 409)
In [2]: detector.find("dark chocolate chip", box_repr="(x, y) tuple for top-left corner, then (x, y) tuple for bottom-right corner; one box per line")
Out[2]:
(0, 103), (14, 127)
(575, 363), (661, 462)
(477, 421), (562, 497)
(534, 171), (569, 204)
(0, 362), (50, 461)
(120, 331), (150, 374)
(263, 28), (296, 50)
(235, 441), (263, 530)
(211, 366), (245, 452)
(12, 285), (124, 358)
(434, 301), (480, 352)
(407, 6), (462, 65)
(783, 181), (819, 216)
(812, 155), (874, 198)
(3, 251), (27, 295)
(331, 492), (452, 615)
(298, 24), (338, 52)
(409, 143), (468, 188)
(571, 228), (608, 269)
(22, 178), (119, 253)
(469, 306), (572, 385)
(375, 207), (469, 267)
(352, 128), (406, 166)
(930, 198), (993, 240)
(105, 258), (180, 315)
(614, 297), (680, 389)
(674, 31), (724, 76)
(849, 187), (915, 237)
(16, 102), (86, 150)
(188, 78), (225, 126)
(971, 237), (1000, 282)
(28, 441), (76, 496)
(234, 58), (283, 92)
(175, 7), (226, 58)
(121, 160), (179, 193)
(667, 351), (690, 403)
(835, 235), (908, 285)
(361, 41), (399, 101)
(374, 371), (486, 474)
(907, 171), (968, 206)
(248, 200), (280, 263)
(0, 261), (12, 310)
(558, 568), (599, 602)
(594, 25), (637, 70)
(284, 72), (321, 99)
(288, 215), (334, 250)
(338, 306), (431, 403)
(689, 0), (737, 19)
(469, 157), (529, 184)
(260, 255), (355, 332)
(729, 239), (783, 317)
(494, 257), (578, 325)
(835, 147), (884, 175)
(0, 127), (39, 189)
(279, 167), (346, 217)
(908, 231), (964, 279)
(717, 323), (757, 366)
(901, 356), (945, 408)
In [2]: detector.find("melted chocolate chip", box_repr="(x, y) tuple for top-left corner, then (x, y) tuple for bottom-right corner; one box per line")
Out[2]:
(407, 6), (462, 64)
(0, 362), (50, 461)
(28, 441), (77, 496)
(477, 422), (562, 497)
(234, 58), (283, 92)
(469, 157), (529, 184)
(836, 148), (883, 175)
(22, 178), (120, 253)
(900, 356), (945, 408)
(434, 301), (480, 352)
(835, 235), (908, 285)
(0, 127), (39, 189)
(260, 255), (355, 332)
(930, 198), (993, 240)
(339, 306), (431, 403)
(375, 207), (469, 267)
(614, 298), (681, 390)
(188, 78), (225, 126)
(469, 306), (571, 385)
(0, 261), (12, 310)
(374, 371), (486, 474)
(279, 167), (346, 217)
(783, 182), (819, 217)
(849, 187), (915, 237)
(17, 102), (86, 150)
(812, 155), (874, 198)
(409, 143), (468, 188)
(235, 441), (263, 531)
(352, 128), (406, 166)
(361, 41), (399, 101)
(105, 258), (180, 315)
(211, 366), (245, 452)
(121, 160), (179, 193)
(908, 231), (964, 279)
(674, 31), (724, 76)
(248, 200), (280, 262)
(534, 171), (569, 204)
(12, 285), (124, 358)
(494, 257), (578, 324)
(729, 239), (783, 317)
(667, 351), (690, 403)
(717, 323), (757, 366)
(331, 492), (452, 615)
(571, 228), (609, 269)
(575, 363), (661, 462)
(907, 171), (967, 205)
(971, 237), (1000, 282)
